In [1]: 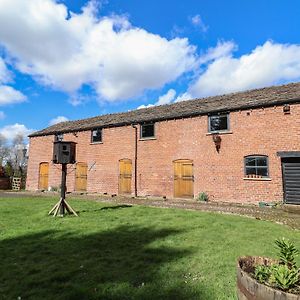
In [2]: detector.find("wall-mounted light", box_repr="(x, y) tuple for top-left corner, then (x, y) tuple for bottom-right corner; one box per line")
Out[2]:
(283, 104), (290, 114)
(212, 134), (222, 153)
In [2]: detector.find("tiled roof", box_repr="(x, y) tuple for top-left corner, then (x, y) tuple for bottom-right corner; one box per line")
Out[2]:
(29, 82), (300, 137)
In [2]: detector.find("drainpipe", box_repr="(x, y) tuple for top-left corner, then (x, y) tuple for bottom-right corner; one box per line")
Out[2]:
(131, 124), (138, 197)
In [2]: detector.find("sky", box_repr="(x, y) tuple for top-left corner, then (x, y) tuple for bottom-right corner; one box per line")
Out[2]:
(0, 0), (299, 142)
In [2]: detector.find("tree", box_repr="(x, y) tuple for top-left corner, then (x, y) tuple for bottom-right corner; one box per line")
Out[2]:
(9, 133), (28, 177)
(0, 133), (28, 188)
(0, 133), (9, 167)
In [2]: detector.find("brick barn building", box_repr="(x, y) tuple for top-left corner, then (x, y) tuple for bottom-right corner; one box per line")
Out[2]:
(27, 82), (300, 204)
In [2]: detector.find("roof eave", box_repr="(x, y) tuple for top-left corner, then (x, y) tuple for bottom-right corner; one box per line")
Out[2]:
(28, 96), (300, 138)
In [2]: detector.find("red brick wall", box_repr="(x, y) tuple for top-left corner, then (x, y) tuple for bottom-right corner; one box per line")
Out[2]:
(26, 103), (300, 203)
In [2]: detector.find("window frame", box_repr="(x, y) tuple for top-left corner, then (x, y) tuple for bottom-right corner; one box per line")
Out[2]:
(208, 113), (230, 133)
(91, 127), (103, 144)
(140, 122), (155, 139)
(244, 155), (269, 178)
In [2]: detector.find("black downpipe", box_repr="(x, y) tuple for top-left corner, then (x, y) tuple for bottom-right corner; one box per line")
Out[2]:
(132, 124), (138, 197)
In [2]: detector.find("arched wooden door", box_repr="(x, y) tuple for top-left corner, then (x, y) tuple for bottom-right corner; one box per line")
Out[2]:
(119, 159), (132, 195)
(174, 159), (194, 198)
(39, 162), (49, 190)
(75, 162), (88, 191)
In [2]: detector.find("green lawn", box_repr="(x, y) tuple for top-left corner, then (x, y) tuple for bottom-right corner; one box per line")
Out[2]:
(0, 197), (299, 300)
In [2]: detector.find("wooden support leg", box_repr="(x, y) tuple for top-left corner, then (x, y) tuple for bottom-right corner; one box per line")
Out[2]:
(48, 198), (78, 217)
(48, 199), (61, 215)
(53, 199), (62, 217)
(64, 200), (78, 216)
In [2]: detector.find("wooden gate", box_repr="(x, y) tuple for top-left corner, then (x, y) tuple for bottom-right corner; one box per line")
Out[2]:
(39, 162), (49, 190)
(174, 159), (194, 198)
(75, 162), (88, 191)
(119, 159), (132, 195)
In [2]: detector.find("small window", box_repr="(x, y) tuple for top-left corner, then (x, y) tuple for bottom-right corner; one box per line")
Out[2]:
(208, 114), (229, 133)
(140, 123), (155, 139)
(91, 128), (102, 143)
(244, 155), (269, 178)
(55, 133), (63, 142)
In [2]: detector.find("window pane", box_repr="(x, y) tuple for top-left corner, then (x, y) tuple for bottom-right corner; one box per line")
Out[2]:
(245, 157), (256, 166)
(92, 128), (102, 143)
(245, 167), (257, 176)
(256, 157), (267, 166)
(209, 114), (228, 132)
(141, 123), (155, 138)
(257, 167), (268, 177)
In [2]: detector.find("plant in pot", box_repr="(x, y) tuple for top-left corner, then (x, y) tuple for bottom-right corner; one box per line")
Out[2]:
(237, 238), (300, 299)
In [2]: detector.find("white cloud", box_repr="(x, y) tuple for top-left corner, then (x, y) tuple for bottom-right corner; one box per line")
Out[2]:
(0, 111), (5, 120)
(49, 116), (69, 125)
(198, 41), (237, 64)
(0, 0), (197, 102)
(0, 123), (34, 142)
(137, 89), (176, 109)
(137, 103), (154, 109)
(0, 58), (11, 83)
(189, 40), (300, 98)
(156, 89), (176, 105)
(0, 57), (27, 106)
(0, 85), (27, 105)
(175, 92), (193, 102)
(190, 15), (208, 33)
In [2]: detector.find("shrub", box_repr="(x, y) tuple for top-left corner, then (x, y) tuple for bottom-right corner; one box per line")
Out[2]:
(198, 192), (208, 202)
(272, 264), (299, 291)
(254, 238), (300, 292)
(254, 265), (271, 284)
(275, 238), (299, 269)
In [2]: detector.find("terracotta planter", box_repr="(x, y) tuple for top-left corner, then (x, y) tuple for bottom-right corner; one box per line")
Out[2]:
(237, 256), (300, 300)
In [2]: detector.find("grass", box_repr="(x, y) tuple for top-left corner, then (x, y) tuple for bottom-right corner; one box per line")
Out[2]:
(0, 197), (299, 300)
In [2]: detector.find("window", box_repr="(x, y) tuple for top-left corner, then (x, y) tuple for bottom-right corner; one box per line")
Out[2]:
(55, 133), (63, 142)
(208, 114), (229, 133)
(244, 155), (269, 178)
(140, 123), (155, 139)
(91, 128), (102, 143)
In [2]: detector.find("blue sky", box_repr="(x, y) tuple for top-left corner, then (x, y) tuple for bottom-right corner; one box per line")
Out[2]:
(0, 0), (299, 140)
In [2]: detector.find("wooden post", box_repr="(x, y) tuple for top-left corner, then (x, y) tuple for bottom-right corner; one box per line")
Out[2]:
(60, 163), (67, 215)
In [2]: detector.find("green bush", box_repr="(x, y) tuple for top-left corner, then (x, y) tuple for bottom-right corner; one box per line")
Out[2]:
(275, 238), (299, 268)
(254, 265), (271, 284)
(198, 192), (209, 202)
(272, 264), (299, 291)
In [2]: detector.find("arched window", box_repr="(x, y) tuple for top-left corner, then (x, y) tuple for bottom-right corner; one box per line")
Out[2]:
(244, 155), (269, 178)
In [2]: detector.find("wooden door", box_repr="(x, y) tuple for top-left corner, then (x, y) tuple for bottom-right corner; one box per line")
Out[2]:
(119, 159), (132, 195)
(282, 158), (300, 204)
(75, 162), (88, 191)
(174, 159), (194, 198)
(39, 162), (49, 190)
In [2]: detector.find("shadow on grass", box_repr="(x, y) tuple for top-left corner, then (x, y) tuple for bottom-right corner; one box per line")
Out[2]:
(100, 205), (133, 210)
(78, 205), (132, 214)
(0, 225), (204, 300)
